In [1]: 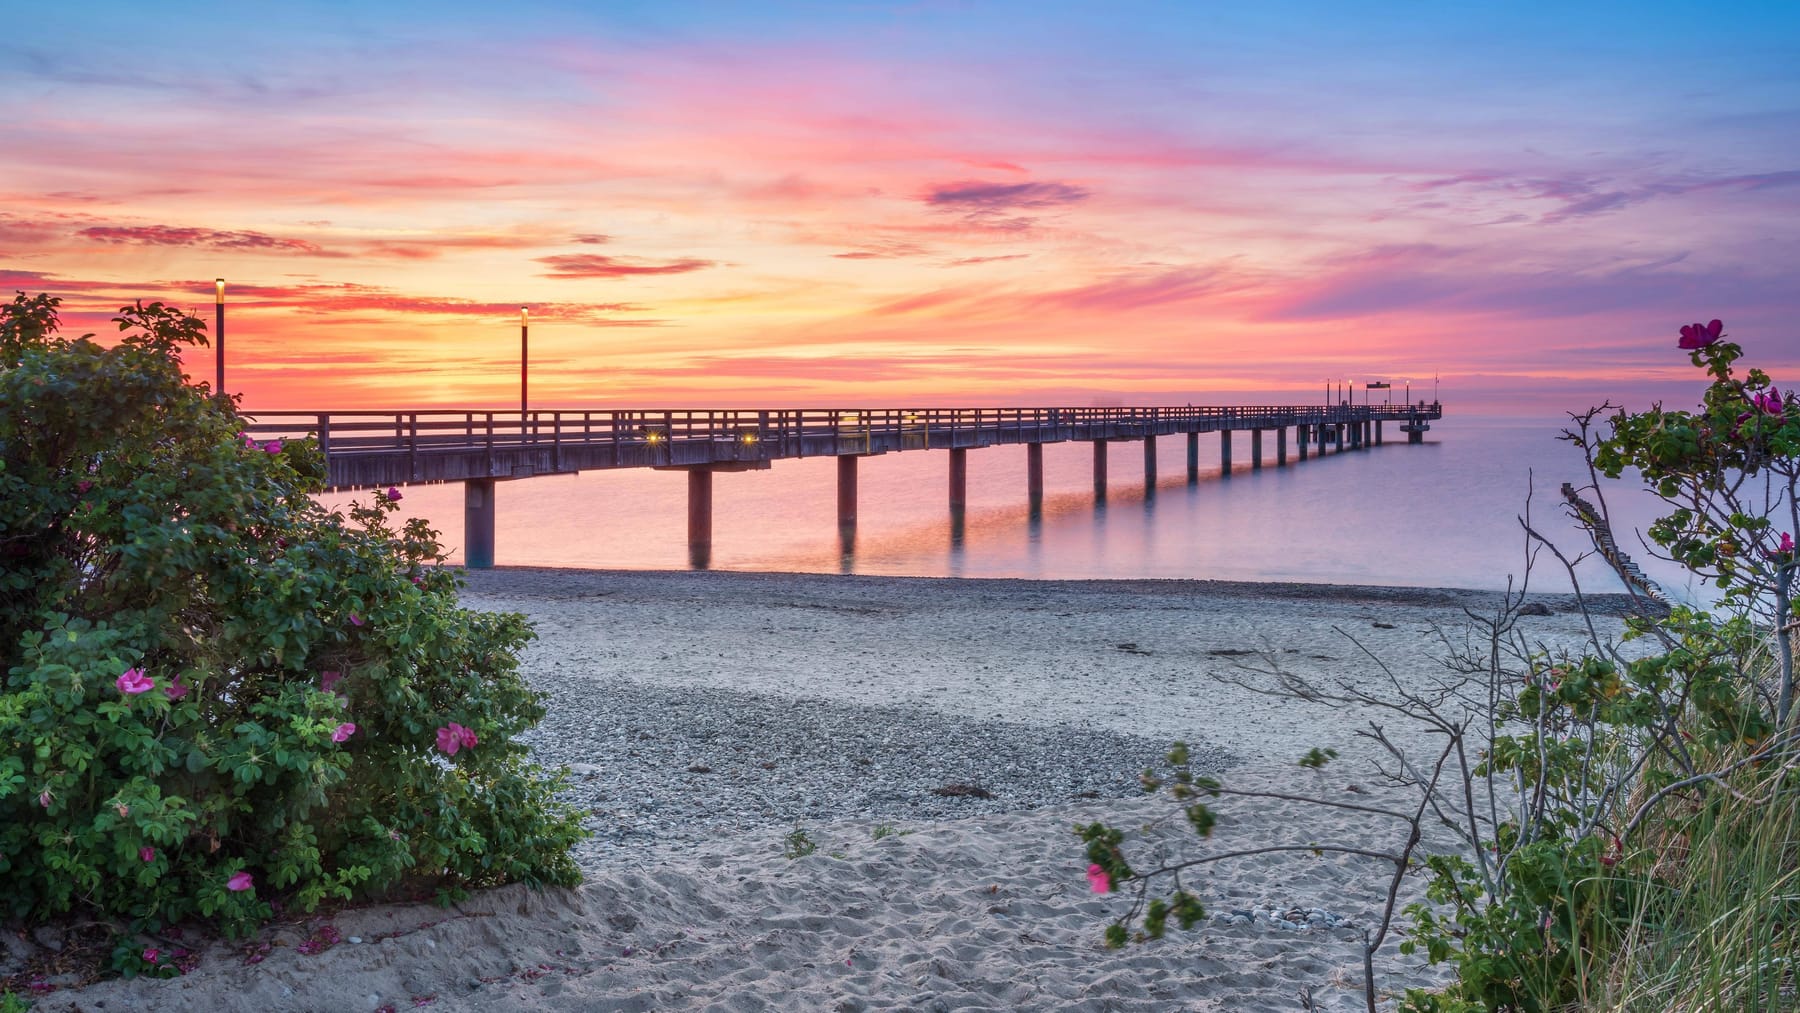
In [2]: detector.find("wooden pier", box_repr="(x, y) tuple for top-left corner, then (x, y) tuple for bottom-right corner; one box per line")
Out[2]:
(243, 402), (1443, 568)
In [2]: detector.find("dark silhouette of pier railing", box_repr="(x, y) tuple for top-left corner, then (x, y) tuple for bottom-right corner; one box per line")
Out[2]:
(243, 401), (1442, 568)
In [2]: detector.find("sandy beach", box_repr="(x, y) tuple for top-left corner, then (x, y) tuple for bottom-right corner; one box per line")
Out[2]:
(19, 569), (1615, 1012)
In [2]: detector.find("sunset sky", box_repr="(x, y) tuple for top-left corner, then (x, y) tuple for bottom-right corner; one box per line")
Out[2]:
(6, 1), (1799, 414)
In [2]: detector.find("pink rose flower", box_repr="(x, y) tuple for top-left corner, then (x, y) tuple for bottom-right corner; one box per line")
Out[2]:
(1086, 863), (1111, 893)
(263, 440), (283, 454)
(1678, 318), (1724, 350)
(140, 846), (156, 862)
(332, 722), (356, 743)
(241, 433), (257, 449)
(320, 670), (343, 693)
(143, 947), (159, 963)
(348, 613), (365, 627)
(226, 871), (254, 892)
(38, 790), (51, 809)
(386, 486), (403, 502)
(116, 668), (154, 695)
(435, 723), (476, 755)
(164, 677), (189, 701)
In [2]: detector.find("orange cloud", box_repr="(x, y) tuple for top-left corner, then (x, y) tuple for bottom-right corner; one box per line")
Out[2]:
(535, 254), (716, 279)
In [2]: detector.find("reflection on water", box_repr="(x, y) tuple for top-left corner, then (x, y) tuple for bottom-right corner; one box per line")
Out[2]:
(316, 418), (1694, 596)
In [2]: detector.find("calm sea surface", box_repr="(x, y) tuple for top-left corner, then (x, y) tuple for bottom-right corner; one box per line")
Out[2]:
(319, 415), (1696, 598)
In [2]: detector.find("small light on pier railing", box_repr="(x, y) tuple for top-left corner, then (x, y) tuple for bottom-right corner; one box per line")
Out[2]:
(521, 306), (528, 326)
(215, 278), (225, 305)
(740, 431), (758, 445)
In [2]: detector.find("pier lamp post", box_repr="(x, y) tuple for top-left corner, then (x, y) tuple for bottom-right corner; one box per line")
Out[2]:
(214, 278), (225, 398)
(520, 305), (529, 420)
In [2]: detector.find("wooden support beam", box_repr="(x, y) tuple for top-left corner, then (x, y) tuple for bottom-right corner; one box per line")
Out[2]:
(1277, 426), (1288, 466)
(688, 469), (713, 569)
(1186, 432), (1200, 483)
(1092, 440), (1108, 500)
(837, 455), (858, 538)
(1219, 430), (1233, 477)
(1251, 429), (1264, 470)
(1027, 443), (1044, 511)
(464, 478), (496, 569)
(949, 447), (968, 514)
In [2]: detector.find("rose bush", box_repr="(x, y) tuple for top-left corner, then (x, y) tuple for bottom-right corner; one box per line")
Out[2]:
(0, 293), (583, 945)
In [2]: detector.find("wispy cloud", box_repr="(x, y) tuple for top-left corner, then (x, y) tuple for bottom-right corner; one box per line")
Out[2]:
(833, 240), (930, 260)
(535, 254), (716, 279)
(78, 224), (337, 255)
(921, 180), (1092, 211)
(942, 254), (1029, 267)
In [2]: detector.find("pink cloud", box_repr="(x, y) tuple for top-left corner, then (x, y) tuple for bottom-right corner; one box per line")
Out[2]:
(921, 180), (1091, 211)
(832, 240), (930, 260)
(77, 224), (335, 255)
(536, 254), (716, 279)
(942, 253), (1029, 267)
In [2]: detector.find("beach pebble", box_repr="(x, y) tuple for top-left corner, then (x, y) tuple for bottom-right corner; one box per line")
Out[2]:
(518, 671), (1233, 865)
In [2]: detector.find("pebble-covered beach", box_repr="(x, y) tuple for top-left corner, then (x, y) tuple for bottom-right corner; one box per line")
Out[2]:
(47, 568), (1618, 1012)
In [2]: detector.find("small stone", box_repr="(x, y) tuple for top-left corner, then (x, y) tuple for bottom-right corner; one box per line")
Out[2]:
(348, 936), (363, 944)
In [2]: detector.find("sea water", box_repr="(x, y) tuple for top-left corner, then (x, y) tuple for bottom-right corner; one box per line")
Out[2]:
(319, 414), (1697, 598)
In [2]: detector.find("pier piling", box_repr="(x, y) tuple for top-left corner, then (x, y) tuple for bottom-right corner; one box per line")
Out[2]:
(464, 478), (497, 569)
(837, 455), (858, 540)
(687, 469), (713, 569)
